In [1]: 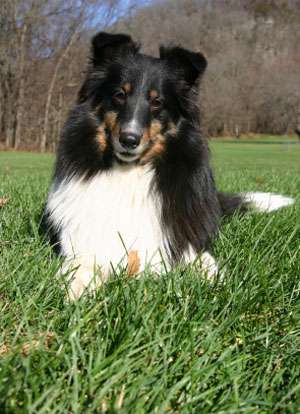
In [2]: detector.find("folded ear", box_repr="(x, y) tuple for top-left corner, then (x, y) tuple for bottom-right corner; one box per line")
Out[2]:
(91, 32), (140, 67)
(159, 46), (207, 87)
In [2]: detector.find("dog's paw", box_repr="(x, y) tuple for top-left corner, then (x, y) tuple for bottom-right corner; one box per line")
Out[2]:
(199, 252), (222, 280)
(68, 276), (87, 301)
(183, 247), (223, 281)
(63, 262), (101, 301)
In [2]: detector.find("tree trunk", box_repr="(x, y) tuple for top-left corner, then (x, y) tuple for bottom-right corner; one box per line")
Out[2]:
(3, 74), (14, 148)
(14, 75), (25, 149)
(14, 20), (27, 149)
(40, 32), (78, 152)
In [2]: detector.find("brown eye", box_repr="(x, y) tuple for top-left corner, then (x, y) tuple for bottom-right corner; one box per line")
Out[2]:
(114, 90), (126, 105)
(151, 98), (163, 110)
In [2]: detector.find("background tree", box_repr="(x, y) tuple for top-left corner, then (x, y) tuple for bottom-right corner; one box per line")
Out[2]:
(0, 0), (299, 151)
(115, 0), (300, 137)
(0, 0), (132, 151)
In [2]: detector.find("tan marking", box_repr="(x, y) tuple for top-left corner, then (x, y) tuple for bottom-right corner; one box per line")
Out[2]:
(168, 120), (177, 136)
(150, 89), (158, 100)
(141, 128), (150, 145)
(141, 120), (163, 144)
(127, 250), (141, 276)
(95, 125), (107, 153)
(111, 121), (121, 144)
(124, 82), (131, 93)
(139, 135), (166, 165)
(92, 104), (102, 115)
(139, 120), (165, 164)
(104, 111), (121, 145)
(150, 120), (163, 137)
(104, 111), (117, 131)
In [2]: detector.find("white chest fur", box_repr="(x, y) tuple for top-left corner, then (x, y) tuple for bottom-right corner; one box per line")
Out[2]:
(47, 164), (167, 276)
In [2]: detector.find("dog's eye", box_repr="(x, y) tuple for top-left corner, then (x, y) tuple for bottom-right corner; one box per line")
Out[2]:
(151, 98), (163, 111)
(114, 90), (126, 105)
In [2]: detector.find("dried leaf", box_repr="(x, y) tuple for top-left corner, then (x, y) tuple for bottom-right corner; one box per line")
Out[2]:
(0, 197), (11, 207)
(127, 250), (140, 276)
(22, 340), (40, 355)
(22, 332), (55, 355)
(255, 177), (264, 184)
(0, 344), (9, 355)
(117, 384), (125, 410)
(236, 335), (243, 345)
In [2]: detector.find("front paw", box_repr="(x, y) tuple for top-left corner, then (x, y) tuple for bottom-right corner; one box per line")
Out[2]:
(64, 263), (101, 300)
(68, 275), (90, 300)
(199, 252), (223, 280)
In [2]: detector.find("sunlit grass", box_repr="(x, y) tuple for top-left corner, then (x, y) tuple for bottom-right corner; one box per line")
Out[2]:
(0, 142), (299, 413)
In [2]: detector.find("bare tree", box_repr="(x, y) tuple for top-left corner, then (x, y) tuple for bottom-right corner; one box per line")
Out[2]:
(1, 0), (299, 150)
(0, 0), (128, 151)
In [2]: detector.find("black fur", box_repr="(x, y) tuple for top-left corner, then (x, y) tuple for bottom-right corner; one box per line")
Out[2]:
(47, 32), (248, 264)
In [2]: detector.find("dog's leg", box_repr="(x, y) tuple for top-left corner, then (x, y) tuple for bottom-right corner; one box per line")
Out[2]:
(62, 260), (103, 300)
(184, 246), (220, 280)
(198, 251), (220, 280)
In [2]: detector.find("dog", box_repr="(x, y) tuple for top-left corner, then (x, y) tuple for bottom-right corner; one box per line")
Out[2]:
(45, 32), (294, 300)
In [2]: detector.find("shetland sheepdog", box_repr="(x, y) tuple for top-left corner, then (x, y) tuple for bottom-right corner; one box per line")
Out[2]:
(45, 32), (294, 300)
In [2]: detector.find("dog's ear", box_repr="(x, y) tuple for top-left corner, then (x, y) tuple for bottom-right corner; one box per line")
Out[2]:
(91, 32), (140, 67)
(159, 46), (207, 87)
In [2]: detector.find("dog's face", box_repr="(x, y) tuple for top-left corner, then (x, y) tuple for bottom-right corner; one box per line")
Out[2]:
(78, 33), (207, 165)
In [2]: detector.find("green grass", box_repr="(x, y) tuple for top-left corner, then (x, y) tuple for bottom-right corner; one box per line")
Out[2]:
(0, 143), (300, 414)
(211, 134), (299, 144)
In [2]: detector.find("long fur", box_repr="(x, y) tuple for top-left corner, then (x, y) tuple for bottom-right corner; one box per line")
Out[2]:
(47, 165), (165, 274)
(45, 32), (294, 299)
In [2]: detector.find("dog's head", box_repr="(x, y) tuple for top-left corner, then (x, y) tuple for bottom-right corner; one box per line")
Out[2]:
(78, 32), (207, 164)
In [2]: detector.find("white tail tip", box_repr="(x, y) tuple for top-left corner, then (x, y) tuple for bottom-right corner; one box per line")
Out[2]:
(242, 192), (295, 213)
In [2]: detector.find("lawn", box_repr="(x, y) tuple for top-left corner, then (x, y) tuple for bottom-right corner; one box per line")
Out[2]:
(0, 141), (300, 414)
(210, 134), (299, 144)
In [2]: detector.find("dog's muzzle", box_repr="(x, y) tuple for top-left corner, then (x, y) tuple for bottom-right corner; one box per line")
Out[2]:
(114, 134), (142, 162)
(119, 132), (141, 150)
(113, 122), (144, 163)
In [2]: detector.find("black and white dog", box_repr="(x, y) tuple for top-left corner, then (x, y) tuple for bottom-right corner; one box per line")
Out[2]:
(45, 32), (294, 299)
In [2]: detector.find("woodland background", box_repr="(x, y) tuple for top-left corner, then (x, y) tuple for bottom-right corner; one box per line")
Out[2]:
(0, 0), (300, 152)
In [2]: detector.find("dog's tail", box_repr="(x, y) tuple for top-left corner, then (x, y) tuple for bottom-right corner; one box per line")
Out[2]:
(218, 191), (295, 217)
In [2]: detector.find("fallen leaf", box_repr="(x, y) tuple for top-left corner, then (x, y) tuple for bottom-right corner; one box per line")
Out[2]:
(0, 197), (11, 207)
(236, 335), (243, 345)
(0, 344), (9, 355)
(117, 384), (125, 410)
(127, 250), (140, 276)
(22, 340), (40, 355)
(22, 332), (55, 355)
(255, 177), (264, 184)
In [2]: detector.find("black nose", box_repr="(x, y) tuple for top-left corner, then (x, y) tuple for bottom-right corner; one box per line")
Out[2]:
(119, 133), (141, 149)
